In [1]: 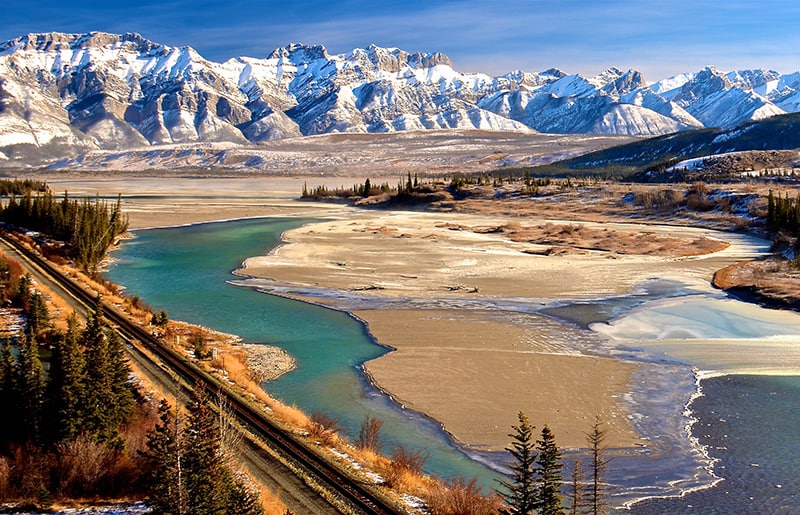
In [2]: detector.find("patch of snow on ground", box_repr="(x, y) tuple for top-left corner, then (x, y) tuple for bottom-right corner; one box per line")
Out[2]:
(8, 502), (149, 514)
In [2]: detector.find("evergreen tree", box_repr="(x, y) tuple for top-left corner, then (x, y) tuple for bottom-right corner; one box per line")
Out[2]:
(25, 291), (50, 336)
(142, 399), (186, 515)
(107, 329), (135, 429)
(0, 339), (17, 446)
(586, 417), (609, 515)
(570, 459), (585, 515)
(224, 473), (264, 515)
(81, 299), (135, 446)
(82, 301), (116, 443)
(767, 189), (776, 228)
(184, 387), (226, 515)
(15, 335), (46, 443)
(498, 411), (537, 514)
(14, 273), (33, 311)
(46, 314), (87, 443)
(534, 425), (565, 515)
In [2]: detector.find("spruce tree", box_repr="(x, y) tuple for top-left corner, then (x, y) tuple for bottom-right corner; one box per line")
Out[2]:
(15, 334), (46, 443)
(142, 399), (186, 515)
(25, 291), (50, 336)
(0, 339), (17, 446)
(534, 425), (565, 515)
(184, 387), (226, 515)
(570, 459), (585, 515)
(14, 273), (33, 311)
(586, 417), (609, 515)
(107, 329), (135, 429)
(46, 314), (87, 443)
(498, 411), (537, 514)
(82, 301), (116, 443)
(224, 472), (264, 515)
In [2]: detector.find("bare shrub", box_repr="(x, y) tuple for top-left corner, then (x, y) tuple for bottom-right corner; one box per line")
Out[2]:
(53, 435), (115, 497)
(425, 476), (500, 515)
(732, 216), (753, 231)
(686, 193), (715, 212)
(355, 416), (384, 453)
(121, 403), (160, 458)
(633, 188), (684, 211)
(305, 412), (341, 446)
(216, 391), (244, 468)
(559, 224), (580, 235)
(0, 456), (11, 500)
(380, 446), (430, 489)
(10, 443), (49, 503)
(689, 181), (707, 196)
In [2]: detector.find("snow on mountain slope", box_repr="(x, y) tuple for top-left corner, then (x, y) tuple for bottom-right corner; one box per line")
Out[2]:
(1, 31), (799, 167)
(670, 66), (786, 127)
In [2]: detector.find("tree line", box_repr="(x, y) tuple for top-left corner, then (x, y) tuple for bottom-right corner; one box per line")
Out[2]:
(0, 183), (128, 271)
(0, 179), (48, 196)
(766, 189), (800, 235)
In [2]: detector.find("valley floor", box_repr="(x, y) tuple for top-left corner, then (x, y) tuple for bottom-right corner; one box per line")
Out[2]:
(37, 174), (776, 455)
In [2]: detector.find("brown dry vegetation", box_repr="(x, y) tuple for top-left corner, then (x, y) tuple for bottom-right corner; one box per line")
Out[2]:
(438, 220), (729, 257)
(713, 258), (800, 308)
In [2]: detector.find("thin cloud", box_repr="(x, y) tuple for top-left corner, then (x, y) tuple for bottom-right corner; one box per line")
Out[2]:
(3, 0), (800, 80)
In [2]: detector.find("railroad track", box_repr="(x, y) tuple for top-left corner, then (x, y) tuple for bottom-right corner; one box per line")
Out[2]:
(0, 232), (404, 515)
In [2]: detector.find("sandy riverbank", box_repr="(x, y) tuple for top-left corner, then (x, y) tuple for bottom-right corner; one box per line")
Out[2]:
(40, 175), (768, 452)
(234, 208), (764, 450)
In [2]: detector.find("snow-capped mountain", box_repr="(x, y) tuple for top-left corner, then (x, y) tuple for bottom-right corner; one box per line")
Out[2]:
(1, 31), (799, 167)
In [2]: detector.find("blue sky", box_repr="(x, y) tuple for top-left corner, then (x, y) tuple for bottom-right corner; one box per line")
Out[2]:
(4, 0), (799, 81)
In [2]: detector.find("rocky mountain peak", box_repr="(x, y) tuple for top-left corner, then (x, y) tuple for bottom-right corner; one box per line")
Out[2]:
(0, 31), (165, 56)
(267, 43), (329, 64)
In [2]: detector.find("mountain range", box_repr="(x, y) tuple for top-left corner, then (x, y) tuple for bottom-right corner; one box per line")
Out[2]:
(2, 31), (800, 167)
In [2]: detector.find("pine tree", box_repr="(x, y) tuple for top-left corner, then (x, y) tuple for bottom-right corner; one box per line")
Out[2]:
(224, 473), (265, 515)
(570, 459), (585, 515)
(363, 178), (372, 197)
(25, 291), (50, 336)
(142, 399), (186, 515)
(586, 417), (609, 515)
(498, 411), (537, 514)
(46, 314), (87, 443)
(184, 387), (226, 515)
(767, 189), (775, 228)
(81, 299), (135, 446)
(14, 273), (33, 311)
(106, 328), (135, 429)
(82, 301), (116, 443)
(534, 425), (565, 515)
(15, 334), (46, 444)
(0, 339), (17, 446)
